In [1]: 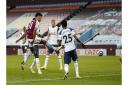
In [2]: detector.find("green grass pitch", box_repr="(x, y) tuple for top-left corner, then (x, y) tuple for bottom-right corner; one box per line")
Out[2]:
(7, 55), (121, 85)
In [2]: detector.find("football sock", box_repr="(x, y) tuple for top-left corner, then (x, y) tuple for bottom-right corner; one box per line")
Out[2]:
(23, 50), (32, 64)
(35, 58), (40, 70)
(43, 55), (49, 68)
(35, 58), (42, 74)
(64, 64), (69, 74)
(58, 55), (63, 70)
(74, 61), (80, 76)
(23, 53), (28, 64)
(30, 59), (36, 69)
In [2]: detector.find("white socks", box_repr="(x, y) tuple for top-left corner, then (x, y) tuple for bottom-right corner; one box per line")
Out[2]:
(64, 61), (80, 77)
(43, 55), (49, 69)
(30, 59), (36, 69)
(23, 53), (27, 63)
(42, 55), (63, 70)
(64, 64), (69, 74)
(58, 55), (63, 70)
(35, 58), (42, 74)
(35, 58), (40, 70)
(30, 58), (42, 74)
(74, 61), (80, 77)
(24, 50), (32, 64)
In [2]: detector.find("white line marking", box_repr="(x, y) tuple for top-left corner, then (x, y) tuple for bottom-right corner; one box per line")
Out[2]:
(7, 74), (121, 84)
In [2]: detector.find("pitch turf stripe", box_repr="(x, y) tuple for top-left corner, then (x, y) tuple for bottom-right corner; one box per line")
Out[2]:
(7, 74), (121, 84)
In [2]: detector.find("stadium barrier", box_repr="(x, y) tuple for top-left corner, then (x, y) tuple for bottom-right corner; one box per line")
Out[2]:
(7, 44), (117, 56)
(17, 48), (107, 56)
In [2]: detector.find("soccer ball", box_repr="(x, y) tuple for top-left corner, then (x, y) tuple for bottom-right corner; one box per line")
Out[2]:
(97, 49), (104, 56)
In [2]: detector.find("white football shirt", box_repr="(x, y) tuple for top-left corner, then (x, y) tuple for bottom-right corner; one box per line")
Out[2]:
(59, 28), (76, 52)
(48, 26), (58, 45)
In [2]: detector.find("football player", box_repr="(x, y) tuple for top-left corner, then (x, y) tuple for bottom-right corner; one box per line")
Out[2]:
(40, 19), (63, 70)
(58, 20), (85, 79)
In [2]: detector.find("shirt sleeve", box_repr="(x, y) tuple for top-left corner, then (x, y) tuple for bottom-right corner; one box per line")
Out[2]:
(36, 28), (40, 34)
(58, 35), (62, 40)
(57, 26), (63, 35)
(35, 21), (40, 31)
(35, 21), (40, 34)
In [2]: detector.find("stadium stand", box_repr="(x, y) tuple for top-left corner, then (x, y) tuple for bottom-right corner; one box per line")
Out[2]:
(7, 12), (24, 24)
(7, 10), (74, 45)
(65, 7), (121, 48)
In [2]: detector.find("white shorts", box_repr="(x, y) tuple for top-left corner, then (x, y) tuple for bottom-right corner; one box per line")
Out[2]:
(28, 39), (34, 47)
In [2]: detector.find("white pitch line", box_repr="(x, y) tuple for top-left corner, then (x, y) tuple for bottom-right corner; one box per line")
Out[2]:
(7, 73), (121, 84)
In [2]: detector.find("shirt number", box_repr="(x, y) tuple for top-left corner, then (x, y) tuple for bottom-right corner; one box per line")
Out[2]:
(63, 34), (72, 44)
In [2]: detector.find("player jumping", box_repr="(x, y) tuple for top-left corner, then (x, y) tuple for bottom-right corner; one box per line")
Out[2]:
(40, 19), (63, 70)
(58, 20), (85, 79)
(16, 27), (29, 70)
(25, 13), (43, 74)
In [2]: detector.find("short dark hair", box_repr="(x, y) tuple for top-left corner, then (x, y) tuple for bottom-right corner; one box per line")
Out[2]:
(35, 13), (42, 17)
(61, 20), (67, 28)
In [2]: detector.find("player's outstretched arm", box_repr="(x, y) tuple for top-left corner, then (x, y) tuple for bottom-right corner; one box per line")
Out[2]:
(16, 33), (25, 43)
(57, 39), (61, 46)
(57, 40), (64, 50)
(41, 30), (49, 38)
(74, 35), (85, 48)
(37, 30), (49, 38)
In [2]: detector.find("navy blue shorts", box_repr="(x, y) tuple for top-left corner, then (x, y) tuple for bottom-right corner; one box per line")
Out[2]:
(33, 45), (39, 58)
(21, 45), (28, 53)
(47, 44), (60, 54)
(64, 49), (78, 64)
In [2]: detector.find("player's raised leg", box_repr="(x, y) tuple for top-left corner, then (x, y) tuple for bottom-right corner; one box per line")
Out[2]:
(21, 46), (32, 70)
(41, 54), (49, 70)
(40, 45), (54, 70)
